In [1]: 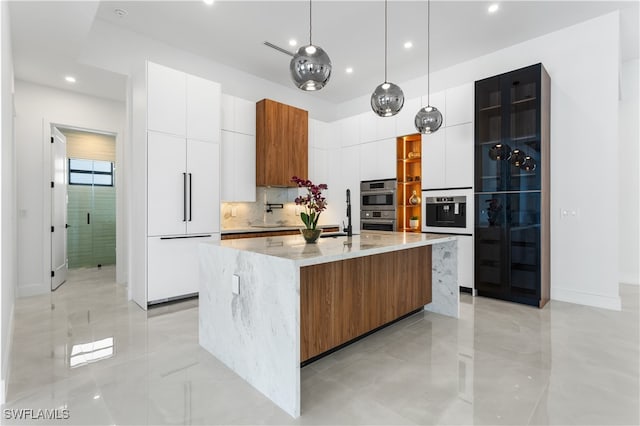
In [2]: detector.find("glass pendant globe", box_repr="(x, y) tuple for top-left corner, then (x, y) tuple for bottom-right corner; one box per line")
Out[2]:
(414, 105), (443, 134)
(289, 44), (332, 91)
(371, 82), (405, 117)
(510, 149), (526, 167)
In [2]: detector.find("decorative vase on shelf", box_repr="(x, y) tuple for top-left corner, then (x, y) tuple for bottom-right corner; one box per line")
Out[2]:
(408, 190), (420, 205)
(409, 218), (419, 229)
(300, 228), (322, 243)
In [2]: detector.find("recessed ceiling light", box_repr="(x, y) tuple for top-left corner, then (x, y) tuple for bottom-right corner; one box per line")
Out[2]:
(289, 39), (297, 47)
(404, 41), (413, 49)
(65, 76), (76, 83)
(488, 3), (499, 13)
(203, 0), (214, 5)
(346, 67), (353, 74)
(114, 8), (128, 17)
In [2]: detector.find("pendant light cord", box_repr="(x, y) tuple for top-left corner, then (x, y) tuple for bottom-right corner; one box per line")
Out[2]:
(384, 0), (388, 83)
(427, 0), (431, 105)
(309, 0), (313, 45)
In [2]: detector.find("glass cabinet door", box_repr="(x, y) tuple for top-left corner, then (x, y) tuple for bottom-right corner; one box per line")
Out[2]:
(505, 65), (541, 192)
(475, 75), (508, 193)
(474, 193), (508, 295)
(506, 192), (541, 301)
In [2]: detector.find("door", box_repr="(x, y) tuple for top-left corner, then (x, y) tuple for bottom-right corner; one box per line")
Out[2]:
(51, 127), (68, 290)
(186, 139), (220, 234)
(147, 131), (187, 236)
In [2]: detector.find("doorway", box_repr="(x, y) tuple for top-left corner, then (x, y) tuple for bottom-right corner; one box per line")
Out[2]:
(61, 128), (117, 271)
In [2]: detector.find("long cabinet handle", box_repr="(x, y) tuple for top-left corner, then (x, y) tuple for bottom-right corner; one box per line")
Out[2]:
(160, 234), (212, 240)
(87, 213), (90, 225)
(182, 172), (187, 222)
(188, 173), (193, 222)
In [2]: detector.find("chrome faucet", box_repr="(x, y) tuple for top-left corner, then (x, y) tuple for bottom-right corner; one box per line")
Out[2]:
(344, 189), (353, 237)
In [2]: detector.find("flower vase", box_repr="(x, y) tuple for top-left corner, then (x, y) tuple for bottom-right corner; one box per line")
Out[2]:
(300, 228), (322, 243)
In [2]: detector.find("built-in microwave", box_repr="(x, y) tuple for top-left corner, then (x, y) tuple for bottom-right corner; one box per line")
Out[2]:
(422, 188), (473, 234)
(361, 179), (397, 211)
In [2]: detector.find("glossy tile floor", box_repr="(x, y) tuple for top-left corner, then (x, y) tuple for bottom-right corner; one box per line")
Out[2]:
(3, 266), (639, 425)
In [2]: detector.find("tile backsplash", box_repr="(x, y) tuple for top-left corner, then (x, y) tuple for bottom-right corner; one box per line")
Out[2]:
(221, 187), (303, 229)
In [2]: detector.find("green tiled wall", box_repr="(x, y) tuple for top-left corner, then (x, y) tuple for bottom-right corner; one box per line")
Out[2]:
(67, 185), (116, 268)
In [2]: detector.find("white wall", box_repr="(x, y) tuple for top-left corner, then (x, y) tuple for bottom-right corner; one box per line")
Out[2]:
(618, 59), (639, 285)
(332, 12), (623, 310)
(78, 19), (337, 122)
(14, 80), (126, 297)
(0, 0), (16, 404)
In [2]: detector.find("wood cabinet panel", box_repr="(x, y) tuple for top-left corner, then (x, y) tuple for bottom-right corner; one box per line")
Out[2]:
(334, 257), (366, 344)
(300, 247), (433, 362)
(300, 262), (338, 361)
(256, 99), (308, 187)
(365, 252), (396, 329)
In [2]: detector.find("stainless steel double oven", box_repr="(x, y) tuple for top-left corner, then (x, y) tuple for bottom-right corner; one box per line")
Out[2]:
(360, 179), (397, 232)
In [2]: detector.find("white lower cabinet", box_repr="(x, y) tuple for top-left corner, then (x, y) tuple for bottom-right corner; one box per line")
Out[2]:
(457, 235), (474, 289)
(147, 234), (219, 303)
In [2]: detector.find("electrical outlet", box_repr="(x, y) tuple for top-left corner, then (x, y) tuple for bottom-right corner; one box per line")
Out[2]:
(232, 274), (240, 295)
(231, 206), (237, 217)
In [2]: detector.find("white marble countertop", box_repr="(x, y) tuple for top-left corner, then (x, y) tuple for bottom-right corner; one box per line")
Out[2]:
(221, 224), (340, 234)
(205, 231), (457, 267)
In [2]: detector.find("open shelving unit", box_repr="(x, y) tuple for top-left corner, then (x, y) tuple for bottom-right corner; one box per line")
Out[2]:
(396, 134), (422, 233)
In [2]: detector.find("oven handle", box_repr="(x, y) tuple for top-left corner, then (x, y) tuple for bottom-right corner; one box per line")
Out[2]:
(362, 190), (395, 195)
(361, 219), (396, 224)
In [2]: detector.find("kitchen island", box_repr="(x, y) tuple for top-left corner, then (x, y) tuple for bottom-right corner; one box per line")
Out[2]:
(198, 231), (459, 417)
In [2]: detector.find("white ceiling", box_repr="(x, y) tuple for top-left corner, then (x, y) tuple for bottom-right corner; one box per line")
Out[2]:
(8, 0), (639, 104)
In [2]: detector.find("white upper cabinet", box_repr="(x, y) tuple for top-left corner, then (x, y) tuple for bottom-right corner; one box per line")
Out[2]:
(422, 130), (446, 190)
(444, 123), (474, 189)
(339, 116), (360, 147)
(220, 94), (256, 202)
(235, 97), (256, 136)
(221, 130), (256, 202)
(396, 96), (421, 137)
(186, 74), (221, 142)
(309, 147), (329, 185)
(360, 138), (396, 182)
(422, 123), (474, 190)
(221, 94), (234, 131)
(359, 112), (377, 144)
(445, 83), (473, 127)
(221, 94), (256, 136)
(359, 112), (397, 144)
(376, 114), (397, 141)
(147, 62), (186, 136)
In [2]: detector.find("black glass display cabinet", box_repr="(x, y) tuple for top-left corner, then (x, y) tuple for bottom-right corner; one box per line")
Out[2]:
(474, 63), (550, 308)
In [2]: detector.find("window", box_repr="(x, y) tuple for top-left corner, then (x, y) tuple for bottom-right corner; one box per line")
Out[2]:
(69, 159), (114, 186)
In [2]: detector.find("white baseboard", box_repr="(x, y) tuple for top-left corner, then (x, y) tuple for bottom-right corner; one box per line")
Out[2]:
(17, 282), (48, 298)
(2, 302), (15, 404)
(551, 287), (622, 311)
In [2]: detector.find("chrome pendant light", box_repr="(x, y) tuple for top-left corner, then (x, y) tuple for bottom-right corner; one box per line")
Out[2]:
(290, 0), (332, 91)
(371, 0), (404, 117)
(415, 0), (443, 134)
